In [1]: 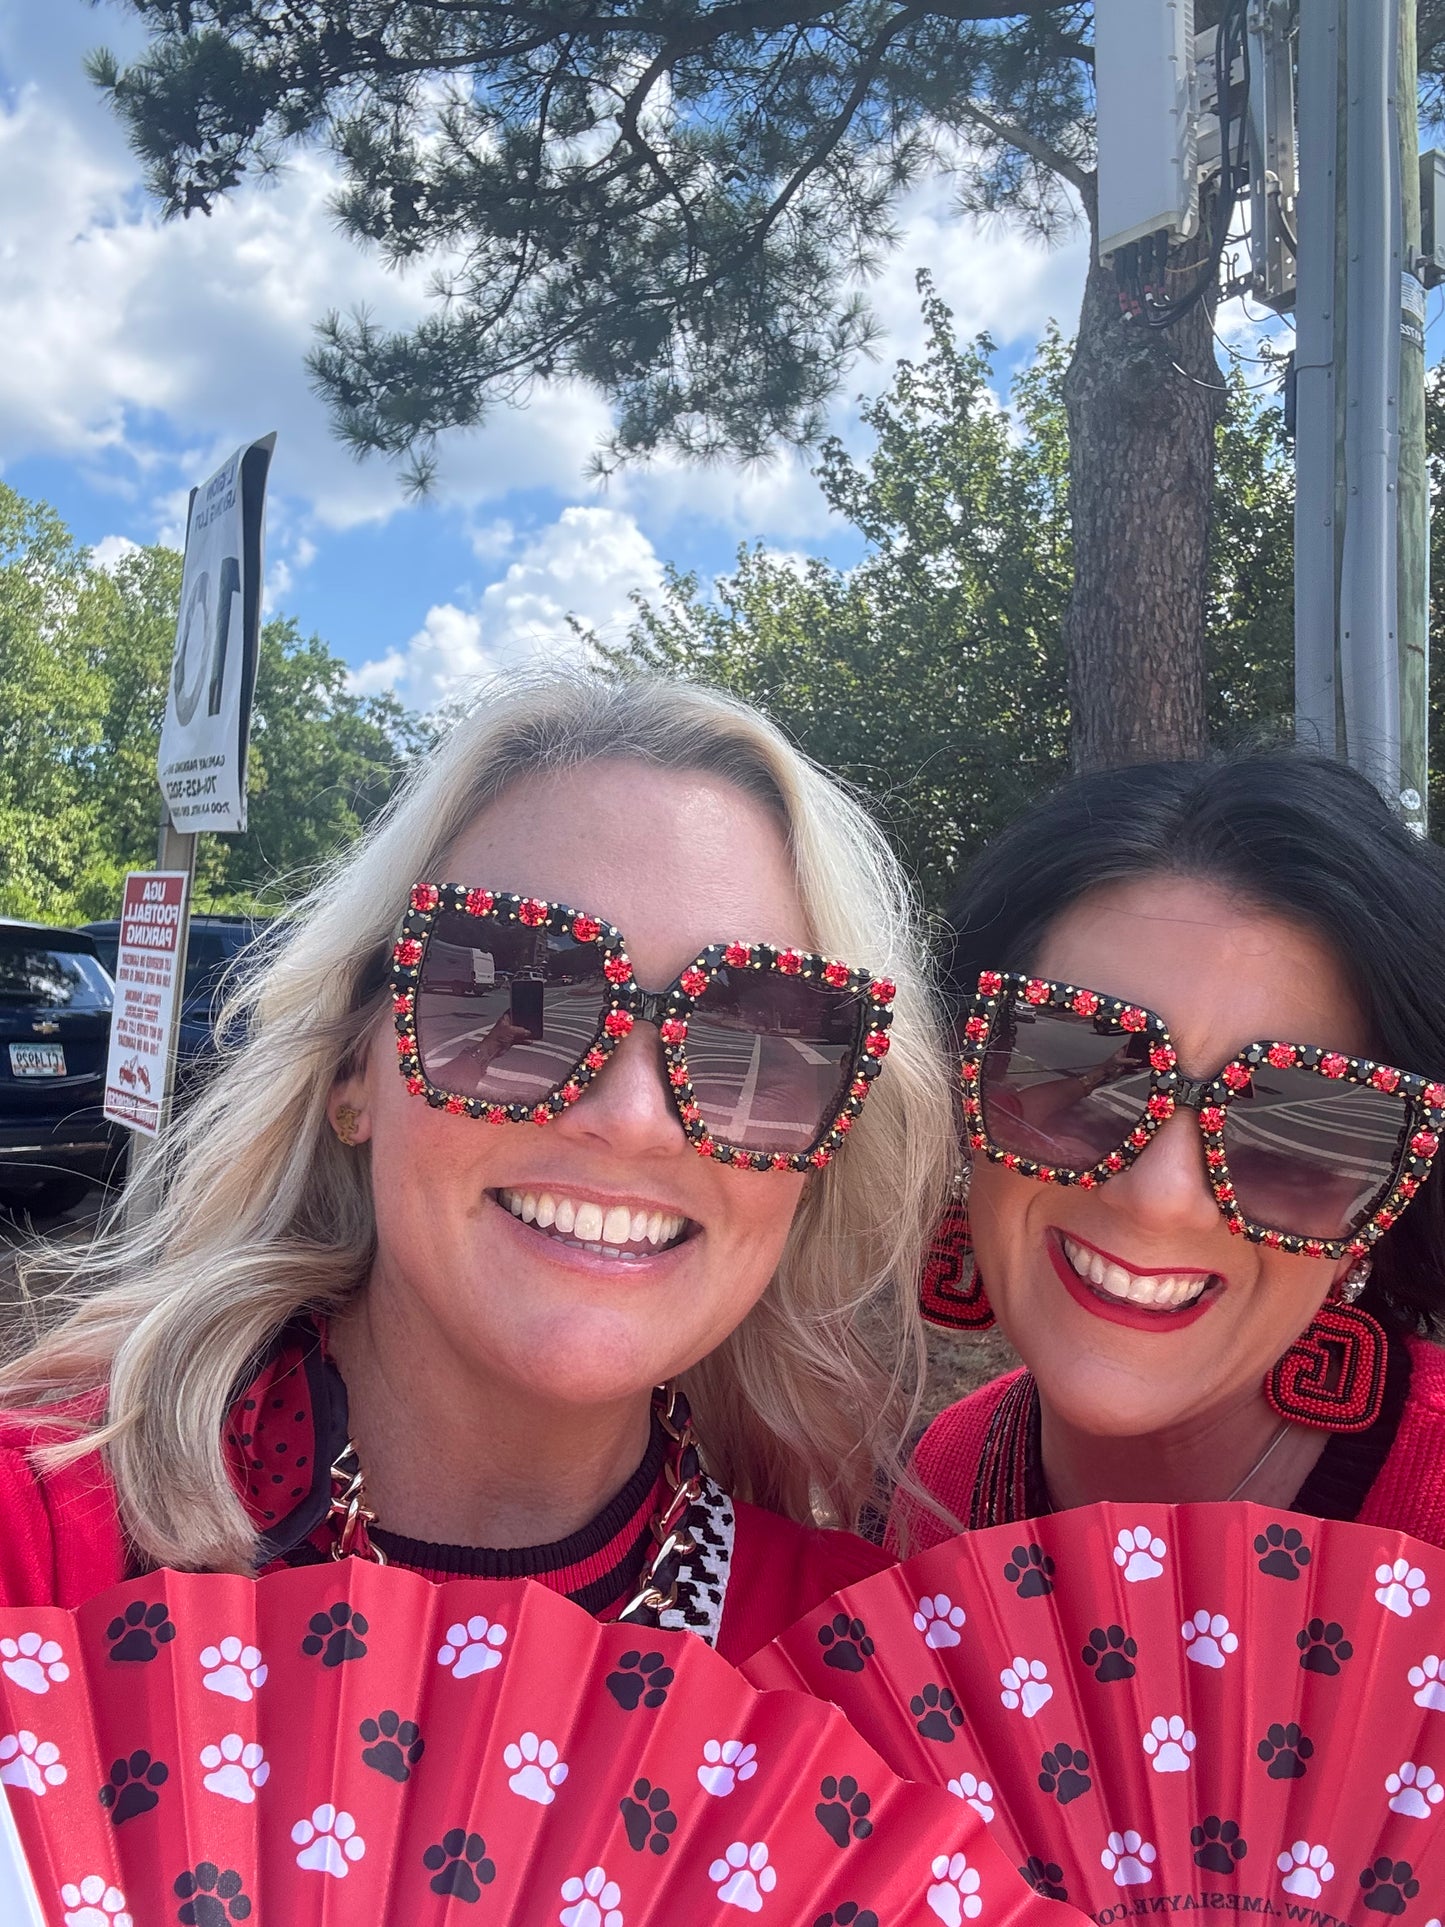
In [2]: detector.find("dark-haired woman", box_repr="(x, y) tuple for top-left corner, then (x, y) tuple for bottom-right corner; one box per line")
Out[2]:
(898, 750), (1445, 1549)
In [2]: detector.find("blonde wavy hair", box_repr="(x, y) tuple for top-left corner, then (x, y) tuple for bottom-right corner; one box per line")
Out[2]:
(6, 672), (953, 1572)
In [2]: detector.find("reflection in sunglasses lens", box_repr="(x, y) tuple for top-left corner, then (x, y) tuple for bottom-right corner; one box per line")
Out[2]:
(686, 968), (865, 1154)
(415, 911), (608, 1103)
(1222, 1065), (1407, 1240)
(980, 1005), (1152, 1169)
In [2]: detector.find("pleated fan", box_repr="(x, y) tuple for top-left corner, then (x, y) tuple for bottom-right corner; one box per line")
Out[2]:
(748, 1501), (1445, 1918)
(0, 1561), (1090, 1926)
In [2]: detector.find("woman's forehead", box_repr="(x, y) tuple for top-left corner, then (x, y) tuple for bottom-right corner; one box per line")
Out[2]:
(1030, 875), (1371, 1066)
(439, 760), (812, 976)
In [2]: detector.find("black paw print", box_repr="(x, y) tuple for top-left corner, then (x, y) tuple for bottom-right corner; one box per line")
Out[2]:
(1255, 1522), (1311, 1580)
(909, 1682), (964, 1742)
(360, 1709), (425, 1782)
(1019, 1857), (1068, 1901)
(1360, 1858), (1421, 1914)
(99, 1748), (168, 1824)
(302, 1601), (368, 1666)
(1297, 1618), (1354, 1676)
(620, 1778), (677, 1854)
(174, 1864), (252, 1924)
(812, 1908), (878, 1927)
(1037, 1743), (1091, 1805)
(1258, 1722), (1313, 1780)
(423, 1830), (497, 1902)
(1003, 1543), (1054, 1598)
(1081, 1624), (1137, 1682)
(605, 1650), (673, 1710)
(815, 1775), (873, 1847)
(817, 1614), (874, 1672)
(106, 1601), (177, 1662)
(1191, 1817), (1246, 1876)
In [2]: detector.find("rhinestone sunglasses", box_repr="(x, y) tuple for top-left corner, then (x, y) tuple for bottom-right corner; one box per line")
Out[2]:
(390, 884), (896, 1171)
(960, 971), (1445, 1259)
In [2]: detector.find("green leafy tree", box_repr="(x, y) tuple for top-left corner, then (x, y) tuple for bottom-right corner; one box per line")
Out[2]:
(93, 0), (1351, 773)
(0, 490), (431, 924)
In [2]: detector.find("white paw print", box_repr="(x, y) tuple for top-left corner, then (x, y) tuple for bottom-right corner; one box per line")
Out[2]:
(0, 1632), (68, 1695)
(1181, 1610), (1238, 1669)
(1277, 1841), (1333, 1898)
(437, 1614), (508, 1679)
(559, 1865), (623, 1927)
(926, 1851), (983, 1924)
(505, 1731), (568, 1804)
(1387, 1762), (1445, 1818)
(60, 1876), (132, 1927)
(292, 1804), (366, 1877)
(698, 1739), (757, 1796)
(200, 1733), (270, 1803)
(914, 1594), (967, 1649)
(1141, 1715), (1195, 1773)
(0, 1730), (65, 1793)
(198, 1636), (267, 1702)
(1377, 1560), (1432, 1619)
(999, 1656), (1052, 1717)
(1114, 1526), (1167, 1582)
(1101, 1830), (1156, 1887)
(947, 1771), (995, 1822)
(1411, 1655), (1445, 1711)
(709, 1842), (776, 1913)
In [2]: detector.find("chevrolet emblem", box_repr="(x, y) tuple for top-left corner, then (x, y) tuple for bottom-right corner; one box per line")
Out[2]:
(30, 1020), (60, 1036)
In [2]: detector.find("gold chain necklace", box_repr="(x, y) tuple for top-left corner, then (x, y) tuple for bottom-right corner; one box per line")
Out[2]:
(325, 1384), (704, 1625)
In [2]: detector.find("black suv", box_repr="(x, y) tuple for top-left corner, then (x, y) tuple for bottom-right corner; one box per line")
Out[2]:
(82, 914), (268, 1098)
(0, 921), (127, 1215)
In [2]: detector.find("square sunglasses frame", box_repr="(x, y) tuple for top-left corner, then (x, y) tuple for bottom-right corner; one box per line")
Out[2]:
(960, 970), (1445, 1260)
(390, 882), (897, 1172)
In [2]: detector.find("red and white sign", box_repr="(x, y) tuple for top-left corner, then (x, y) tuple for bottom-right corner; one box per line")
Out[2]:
(103, 871), (189, 1137)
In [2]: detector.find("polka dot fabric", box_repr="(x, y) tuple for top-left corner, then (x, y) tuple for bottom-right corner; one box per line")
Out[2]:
(748, 1502), (1445, 1916)
(0, 1564), (1085, 1925)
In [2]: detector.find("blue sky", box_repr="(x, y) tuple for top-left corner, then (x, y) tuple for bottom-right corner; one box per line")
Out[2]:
(3, 3), (1096, 713)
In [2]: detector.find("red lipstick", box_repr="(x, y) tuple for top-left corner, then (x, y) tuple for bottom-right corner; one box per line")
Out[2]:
(1047, 1228), (1219, 1333)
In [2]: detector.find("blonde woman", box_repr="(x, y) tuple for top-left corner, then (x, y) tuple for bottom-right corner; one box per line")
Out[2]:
(0, 674), (952, 1659)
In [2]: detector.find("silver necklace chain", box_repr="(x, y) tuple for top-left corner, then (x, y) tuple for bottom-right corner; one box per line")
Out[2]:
(1225, 1421), (1292, 1502)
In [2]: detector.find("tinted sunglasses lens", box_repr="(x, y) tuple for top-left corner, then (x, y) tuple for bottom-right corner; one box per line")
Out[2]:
(1222, 1066), (1408, 1239)
(980, 1003), (1152, 1169)
(415, 911), (607, 1104)
(686, 967), (865, 1154)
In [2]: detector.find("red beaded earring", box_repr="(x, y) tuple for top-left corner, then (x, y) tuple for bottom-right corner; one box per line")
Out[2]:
(920, 1172), (995, 1330)
(1265, 1260), (1388, 1433)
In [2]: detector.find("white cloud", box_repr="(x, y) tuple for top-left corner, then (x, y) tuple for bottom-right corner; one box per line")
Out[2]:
(88, 533), (140, 572)
(351, 506), (664, 711)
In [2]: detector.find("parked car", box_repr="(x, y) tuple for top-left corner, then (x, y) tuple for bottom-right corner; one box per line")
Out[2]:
(81, 913), (269, 1098)
(0, 921), (127, 1216)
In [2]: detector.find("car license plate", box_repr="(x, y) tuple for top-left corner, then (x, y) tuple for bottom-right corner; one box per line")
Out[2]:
(8, 1043), (66, 1078)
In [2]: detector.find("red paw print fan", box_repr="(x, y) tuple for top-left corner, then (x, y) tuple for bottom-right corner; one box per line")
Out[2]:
(748, 1503), (1445, 1918)
(0, 1564), (1090, 1927)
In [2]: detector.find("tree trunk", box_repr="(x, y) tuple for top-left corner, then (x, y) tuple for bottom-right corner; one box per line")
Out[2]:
(1062, 205), (1223, 772)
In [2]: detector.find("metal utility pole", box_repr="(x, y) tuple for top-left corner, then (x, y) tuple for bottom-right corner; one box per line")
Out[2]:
(1294, 0), (1429, 833)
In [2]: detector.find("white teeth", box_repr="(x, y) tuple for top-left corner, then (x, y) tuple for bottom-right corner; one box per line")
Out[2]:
(1062, 1236), (1210, 1311)
(601, 1204), (633, 1246)
(497, 1189), (684, 1252)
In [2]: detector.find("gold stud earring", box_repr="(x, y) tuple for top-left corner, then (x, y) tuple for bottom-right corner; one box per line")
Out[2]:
(333, 1103), (363, 1146)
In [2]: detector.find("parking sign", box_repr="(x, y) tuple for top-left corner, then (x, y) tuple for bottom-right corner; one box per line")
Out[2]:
(103, 872), (190, 1137)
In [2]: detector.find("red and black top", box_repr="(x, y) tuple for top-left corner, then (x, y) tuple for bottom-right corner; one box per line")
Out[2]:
(0, 1317), (889, 1663)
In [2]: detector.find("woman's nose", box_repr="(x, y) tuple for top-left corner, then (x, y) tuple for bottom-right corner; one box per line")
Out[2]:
(1099, 1105), (1222, 1237)
(552, 1019), (686, 1160)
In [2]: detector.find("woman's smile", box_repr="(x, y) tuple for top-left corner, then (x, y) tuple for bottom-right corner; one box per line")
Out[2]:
(492, 1184), (695, 1262)
(1048, 1226), (1220, 1333)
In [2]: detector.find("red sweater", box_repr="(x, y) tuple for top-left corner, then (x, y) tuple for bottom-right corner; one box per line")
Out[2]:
(898, 1333), (1445, 1553)
(0, 1330), (886, 1664)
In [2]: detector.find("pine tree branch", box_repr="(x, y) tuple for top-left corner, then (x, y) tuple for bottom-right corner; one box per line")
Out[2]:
(955, 96), (1090, 195)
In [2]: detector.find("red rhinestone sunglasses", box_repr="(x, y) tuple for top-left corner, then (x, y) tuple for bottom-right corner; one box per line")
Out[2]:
(390, 884), (896, 1171)
(961, 971), (1445, 1259)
